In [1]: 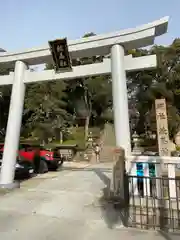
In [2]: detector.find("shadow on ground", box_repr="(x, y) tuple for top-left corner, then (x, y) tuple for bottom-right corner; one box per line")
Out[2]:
(60, 165), (129, 229)
(157, 230), (180, 240)
(93, 168), (129, 229)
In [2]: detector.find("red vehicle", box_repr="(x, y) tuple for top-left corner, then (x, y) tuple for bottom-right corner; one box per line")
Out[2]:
(0, 143), (63, 173)
(19, 144), (63, 172)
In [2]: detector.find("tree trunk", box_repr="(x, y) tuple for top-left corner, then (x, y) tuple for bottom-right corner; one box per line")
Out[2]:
(60, 131), (63, 144)
(84, 115), (90, 142)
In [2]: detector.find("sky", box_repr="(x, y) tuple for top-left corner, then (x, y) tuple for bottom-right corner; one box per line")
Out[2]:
(0, 0), (179, 52)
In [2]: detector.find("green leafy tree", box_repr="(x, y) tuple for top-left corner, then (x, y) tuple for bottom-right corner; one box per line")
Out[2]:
(24, 75), (71, 143)
(128, 41), (180, 140)
(65, 32), (113, 141)
(0, 65), (13, 140)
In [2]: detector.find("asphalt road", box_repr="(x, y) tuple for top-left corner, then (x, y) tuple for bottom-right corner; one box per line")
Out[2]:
(0, 162), (178, 239)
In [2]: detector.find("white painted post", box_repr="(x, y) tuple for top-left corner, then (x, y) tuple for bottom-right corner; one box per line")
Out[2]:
(168, 164), (176, 198)
(130, 162), (139, 196)
(111, 44), (131, 155)
(143, 163), (150, 196)
(155, 163), (162, 198)
(0, 61), (27, 188)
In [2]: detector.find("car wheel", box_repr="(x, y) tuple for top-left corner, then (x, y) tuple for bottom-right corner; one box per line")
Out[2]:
(39, 160), (48, 174)
(50, 160), (61, 171)
(58, 158), (64, 165)
(51, 164), (59, 171)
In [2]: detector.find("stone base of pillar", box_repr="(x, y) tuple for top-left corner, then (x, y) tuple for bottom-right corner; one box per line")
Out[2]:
(111, 147), (125, 200)
(0, 181), (20, 190)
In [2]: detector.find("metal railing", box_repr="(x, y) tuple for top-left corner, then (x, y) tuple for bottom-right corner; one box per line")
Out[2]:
(126, 175), (180, 232)
(127, 155), (180, 199)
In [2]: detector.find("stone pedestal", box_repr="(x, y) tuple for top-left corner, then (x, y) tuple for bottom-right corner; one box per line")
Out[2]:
(111, 147), (125, 200)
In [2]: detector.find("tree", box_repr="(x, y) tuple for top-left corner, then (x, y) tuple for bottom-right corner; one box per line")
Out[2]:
(24, 73), (71, 143)
(128, 41), (180, 140)
(0, 65), (13, 140)
(65, 32), (112, 141)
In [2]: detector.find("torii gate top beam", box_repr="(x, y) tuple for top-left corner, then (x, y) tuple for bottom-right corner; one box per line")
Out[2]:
(0, 17), (168, 67)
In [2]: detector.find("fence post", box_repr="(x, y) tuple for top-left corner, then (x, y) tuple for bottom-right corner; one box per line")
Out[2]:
(143, 163), (151, 196)
(155, 163), (162, 199)
(130, 162), (139, 196)
(168, 164), (176, 199)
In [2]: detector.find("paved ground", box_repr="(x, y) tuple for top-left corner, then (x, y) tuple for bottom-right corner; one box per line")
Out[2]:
(0, 162), (178, 239)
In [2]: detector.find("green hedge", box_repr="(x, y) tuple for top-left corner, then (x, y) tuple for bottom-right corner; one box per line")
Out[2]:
(19, 126), (102, 152)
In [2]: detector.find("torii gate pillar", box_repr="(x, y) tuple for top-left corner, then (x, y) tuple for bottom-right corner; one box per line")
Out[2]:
(111, 44), (131, 155)
(0, 61), (27, 187)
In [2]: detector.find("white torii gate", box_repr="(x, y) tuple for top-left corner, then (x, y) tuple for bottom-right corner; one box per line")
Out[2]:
(0, 17), (168, 188)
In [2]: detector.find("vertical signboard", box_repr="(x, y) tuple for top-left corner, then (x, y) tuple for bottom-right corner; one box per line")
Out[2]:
(155, 98), (176, 198)
(155, 98), (170, 157)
